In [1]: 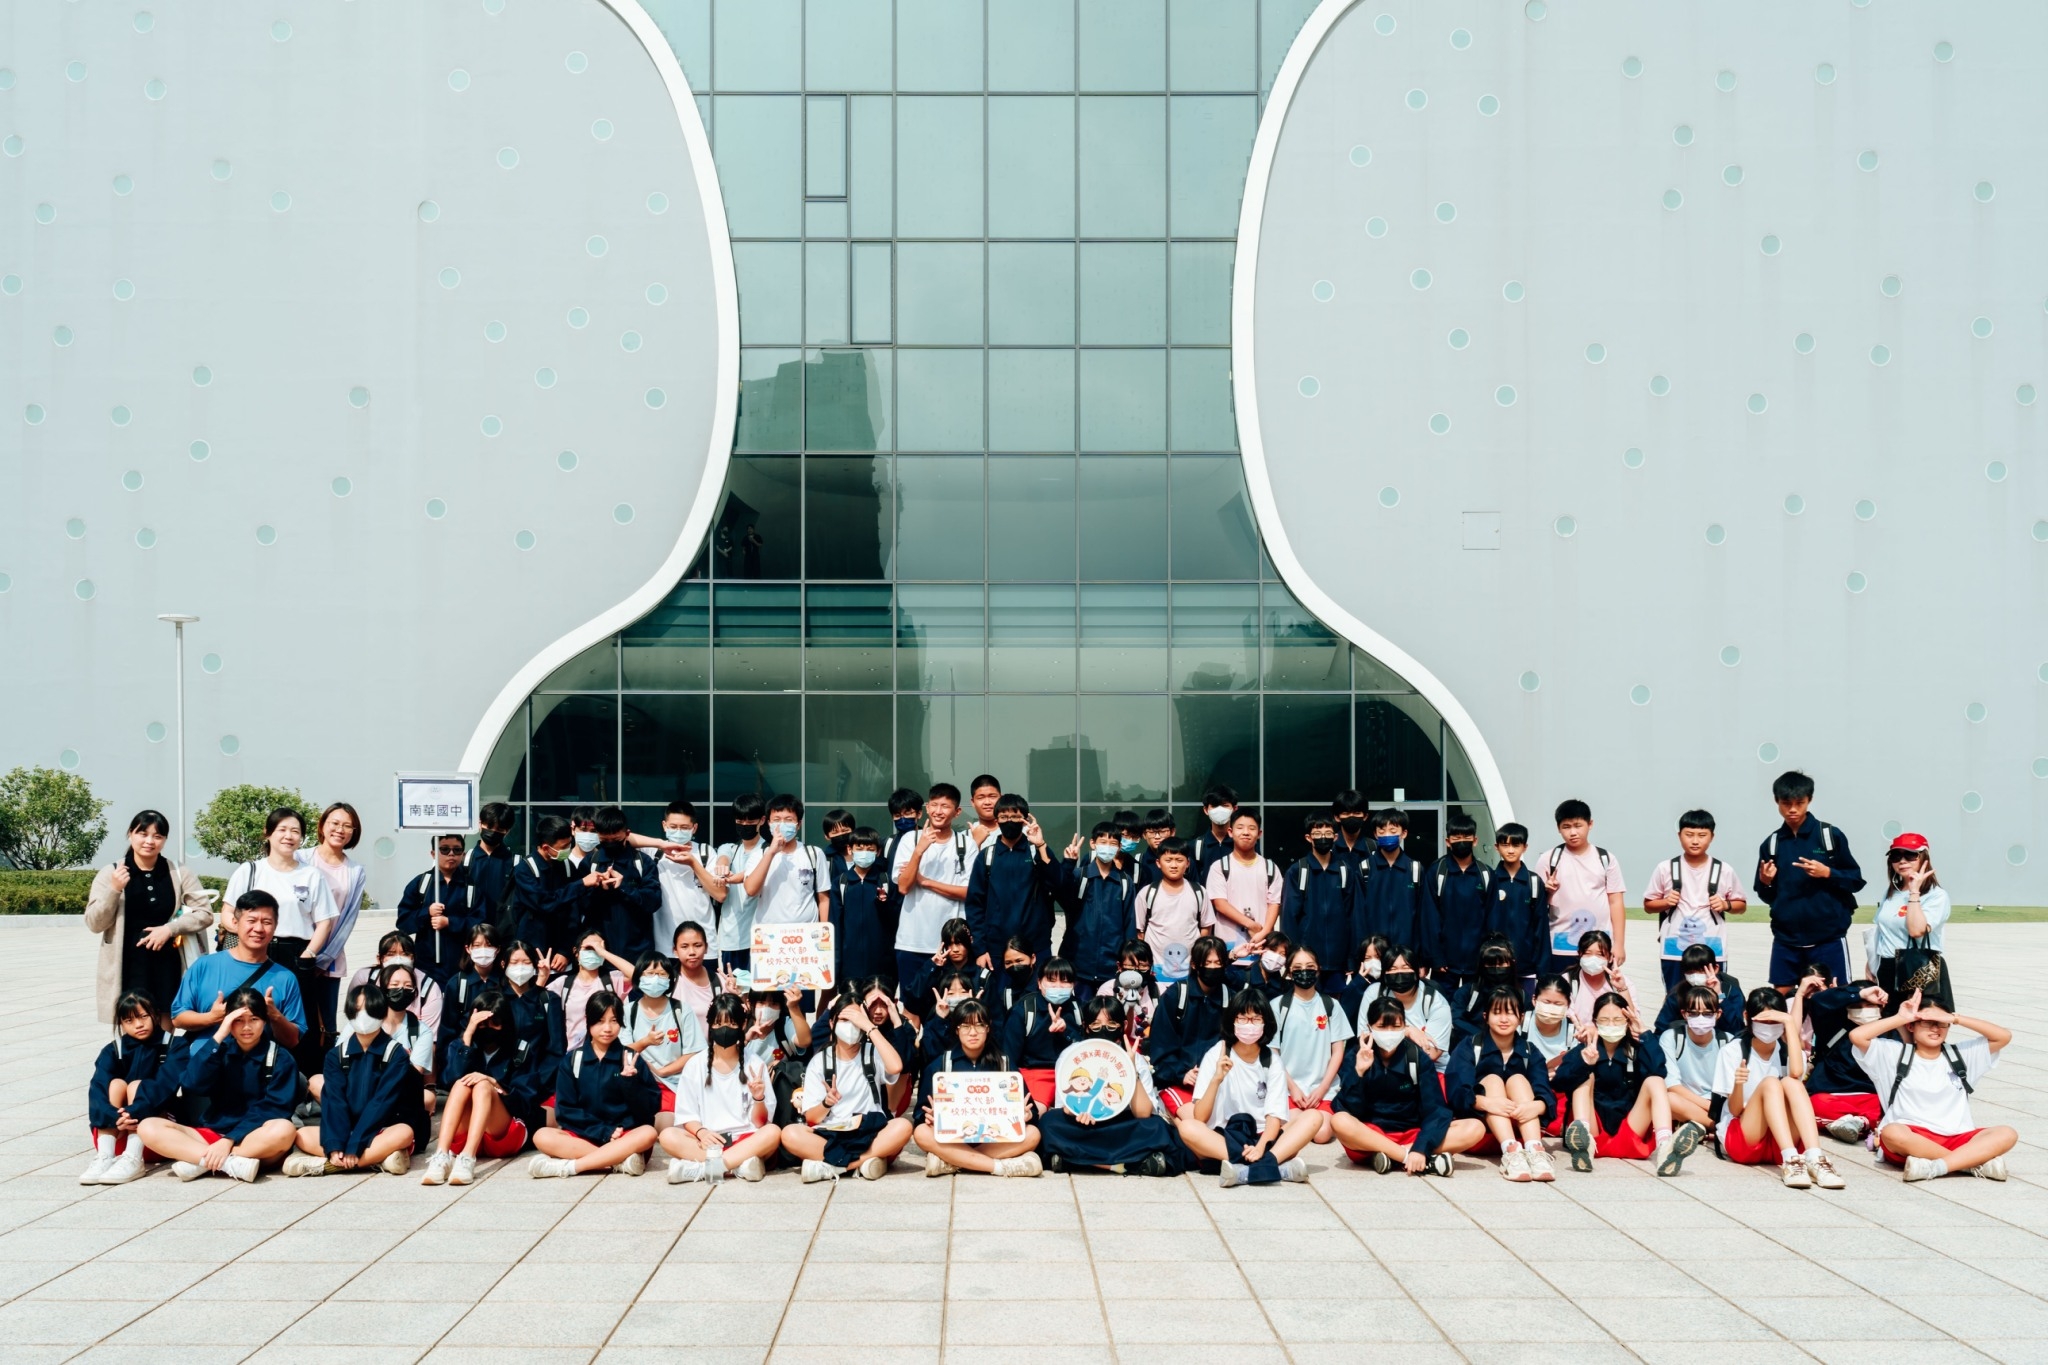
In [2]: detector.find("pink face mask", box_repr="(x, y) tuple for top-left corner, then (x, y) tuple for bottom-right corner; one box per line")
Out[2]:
(1233, 1019), (1264, 1044)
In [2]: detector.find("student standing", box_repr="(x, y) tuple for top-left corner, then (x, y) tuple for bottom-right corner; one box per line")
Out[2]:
(661, 993), (780, 1183)
(581, 807), (662, 964)
(893, 784), (973, 1010)
(964, 774), (1005, 852)
(1132, 837), (1213, 984)
(1057, 824), (1138, 1000)
(830, 830), (898, 985)
(506, 816), (583, 970)
(1272, 946), (1352, 1142)
(529, 992), (662, 1177)
(1425, 812), (1492, 991)
(1552, 991), (1700, 1175)
(781, 991), (913, 1181)
(912, 999), (1044, 1178)
(82, 991), (175, 1185)
(1869, 833), (1949, 998)
(1851, 989), (2016, 1182)
(744, 794), (831, 934)
(1712, 986), (1843, 1188)
(1358, 809), (1426, 960)
(1358, 947), (1452, 1070)
(1536, 800), (1627, 975)
(1279, 815), (1362, 987)
(1176, 995), (1320, 1185)
(1752, 770), (1864, 987)
(1189, 785), (1248, 881)
(1331, 996), (1488, 1175)
(712, 794), (770, 962)
(395, 834), (488, 988)
(963, 795), (1058, 966)
(1483, 823), (1549, 986)
(1329, 790), (1372, 870)
(1035, 998), (1182, 1175)
(137, 987), (299, 1182)
(283, 983), (417, 1177)
(652, 800), (727, 954)
(1204, 810), (1281, 957)
(85, 810), (215, 1026)
(1444, 987), (1558, 1181)
(1642, 810), (1746, 991)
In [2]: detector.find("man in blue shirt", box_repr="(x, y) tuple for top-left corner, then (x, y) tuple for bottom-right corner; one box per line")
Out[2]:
(1753, 771), (1865, 987)
(171, 892), (306, 1046)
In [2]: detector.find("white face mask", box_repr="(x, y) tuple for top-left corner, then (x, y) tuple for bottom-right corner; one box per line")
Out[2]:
(1751, 1022), (1784, 1043)
(1580, 956), (1608, 977)
(1596, 1022), (1629, 1043)
(852, 849), (877, 869)
(756, 1004), (780, 1026)
(1206, 806), (1234, 825)
(1259, 951), (1284, 971)
(573, 831), (601, 852)
(1360, 959), (1383, 980)
(664, 827), (693, 846)
(1533, 1002), (1567, 1025)
(578, 948), (603, 971)
(506, 963), (537, 987)
(774, 821), (799, 841)
(1684, 1014), (1717, 1036)
(834, 1020), (863, 1047)
(1847, 1007), (1882, 1025)
(1370, 1028), (1407, 1052)
(386, 955), (414, 971)
(348, 1011), (381, 1036)
(469, 947), (497, 967)
(1683, 972), (1708, 986)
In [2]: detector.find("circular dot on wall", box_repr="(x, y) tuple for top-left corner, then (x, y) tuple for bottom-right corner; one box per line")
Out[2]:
(1758, 742), (1780, 763)
(202, 652), (222, 673)
(1784, 494), (1806, 515)
(1649, 375), (1669, 397)
(425, 498), (447, 520)
(1705, 524), (1726, 545)
(1966, 702), (1987, 723)
(1761, 235), (1782, 255)
(60, 749), (80, 770)
(1297, 376), (1319, 398)
(515, 529), (537, 550)
(1553, 515), (1576, 538)
(1986, 461), (2007, 482)
(374, 837), (397, 859)
(220, 735), (240, 755)
(1846, 571), (1868, 593)
(1312, 280), (1334, 302)
(418, 200), (441, 223)
(1629, 684), (1652, 705)
(1518, 671), (1540, 692)
(1377, 487), (1399, 508)
(647, 192), (669, 214)
(1585, 343), (1605, 364)
(2010, 846), (2028, 867)
(558, 450), (579, 471)
(1961, 791), (1983, 814)
(191, 441), (210, 461)
(1365, 218), (1387, 238)
(145, 722), (166, 743)
(1447, 328), (1469, 349)
(1720, 646), (1741, 666)
(1622, 448), (1644, 469)
(566, 51), (590, 73)
(1428, 414), (1449, 435)
(613, 504), (635, 525)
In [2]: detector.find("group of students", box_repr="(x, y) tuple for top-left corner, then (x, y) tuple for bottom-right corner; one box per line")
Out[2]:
(79, 769), (2017, 1192)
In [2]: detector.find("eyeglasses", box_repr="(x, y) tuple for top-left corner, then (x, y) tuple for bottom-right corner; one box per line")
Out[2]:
(437, 845), (465, 856)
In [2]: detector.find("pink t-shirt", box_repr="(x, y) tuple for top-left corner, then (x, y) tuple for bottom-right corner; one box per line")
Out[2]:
(1537, 843), (1626, 955)
(554, 970), (631, 1050)
(1134, 882), (1213, 978)
(676, 970), (714, 1039)
(1204, 854), (1283, 950)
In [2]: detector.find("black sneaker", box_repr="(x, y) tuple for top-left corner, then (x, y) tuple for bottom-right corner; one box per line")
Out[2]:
(1045, 1152), (1067, 1174)
(292, 1100), (322, 1127)
(1370, 1151), (1393, 1175)
(1138, 1150), (1171, 1178)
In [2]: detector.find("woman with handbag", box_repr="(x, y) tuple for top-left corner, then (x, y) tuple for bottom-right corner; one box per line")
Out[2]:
(84, 810), (217, 1024)
(1871, 833), (1953, 1011)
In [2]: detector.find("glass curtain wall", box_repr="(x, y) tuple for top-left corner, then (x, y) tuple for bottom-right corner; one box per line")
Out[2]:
(482, 0), (1491, 862)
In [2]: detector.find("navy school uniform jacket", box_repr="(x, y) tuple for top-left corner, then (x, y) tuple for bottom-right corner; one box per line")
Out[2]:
(579, 841), (662, 964)
(442, 1029), (552, 1126)
(1651, 972), (1745, 1037)
(88, 1031), (174, 1129)
(506, 983), (568, 1062)
(1144, 978), (1232, 1088)
(1000, 992), (1086, 1070)
(1360, 851), (1427, 962)
(438, 967), (509, 1060)
(396, 865), (492, 984)
(506, 852), (586, 961)
(1444, 1035), (1558, 1125)
(1278, 855), (1362, 972)
(463, 843), (518, 917)
(319, 1033), (415, 1157)
(1449, 972), (1526, 1045)
(1550, 1033), (1669, 1133)
(1804, 985), (1880, 1095)
(915, 1044), (1020, 1117)
(1483, 864), (1551, 976)
(963, 837), (1058, 959)
(1427, 855), (1494, 976)
(1336, 1039), (1453, 1154)
(552, 1040), (662, 1140)
(1753, 816), (1865, 946)
(829, 865), (899, 985)
(1228, 958), (1289, 999)
(1055, 861), (1137, 986)
(181, 1032), (299, 1141)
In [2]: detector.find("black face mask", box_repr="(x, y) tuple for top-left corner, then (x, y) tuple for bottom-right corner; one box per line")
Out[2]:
(998, 820), (1026, 842)
(1447, 839), (1475, 860)
(1338, 817), (1366, 837)
(1479, 961), (1512, 979)
(1384, 971), (1419, 993)
(479, 829), (506, 847)
(709, 1025), (744, 1048)
(1310, 836), (1336, 854)
(384, 986), (417, 1010)
(829, 834), (850, 854)
(1288, 968), (1319, 989)
(1006, 965), (1033, 987)
(1195, 964), (1226, 988)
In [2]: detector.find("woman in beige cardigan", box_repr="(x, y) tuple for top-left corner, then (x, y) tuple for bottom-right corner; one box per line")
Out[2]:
(84, 810), (216, 1024)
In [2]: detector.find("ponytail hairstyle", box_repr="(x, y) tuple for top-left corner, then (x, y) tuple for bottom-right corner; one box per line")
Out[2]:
(1590, 990), (1638, 1065)
(113, 989), (167, 1040)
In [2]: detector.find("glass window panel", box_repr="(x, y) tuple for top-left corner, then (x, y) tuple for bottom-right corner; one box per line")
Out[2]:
(805, 96), (847, 198)
(713, 456), (801, 580)
(989, 584), (1076, 692)
(1168, 0), (1256, 91)
(898, 693), (987, 792)
(805, 243), (849, 345)
(623, 696), (711, 802)
(1170, 582), (1256, 691)
(989, 0), (1074, 92)
(804, 348), (892, 453)
(988, 457), (1076, 578)
(540, 638), (617, 692)
(1263, 583), (1345, 690)
(851, 243), (892, 343)
(713, 694), (802, 802)
(642, 0), (710, 88)
(805, 456), (893, 579)
(1079, 243), (1166, 345)
(1078, 97), (1165, 237)
(806, 694), (894, 804)
(713, 0), (799, 88)
(1169, 693), (1258, 801)
(897, 0), (984, 91)
(1078, 0), (1165, 92)
(849, 96), (893, 237)
(897, 243), (985, 345)
(988, 350), (1076, 453)
(1169, 455), (1259, 578)
(529, 696), (620, 804)
(1078, 455), (1167, 578)
(1261, 804), (1319, 868)
(1079, 583), (1167, 691)
(1450, 802), (1496, 851)
(894, 456), (985, 580)
(1169, 96), (1257, 237)
(1261, 0), (1322, 96)
(1353, 649), (1409, 693)
(623, 584), (711, 689)
(1079, 695), (1169, 802)
(1168, 242), (1233, 344)
(805, 584), (893, 690)
(895, 350), (985, 451)
(736, 349), (803, 452)
(713, 584), (801, 691)
(808, 200), (850, 238)
(988, 244), (1076, 346)
(481, 702), (528, 803)
(805, 0), (892, 91)
(1446, 724), (1485, 804)
(988, 98), (1076, 238)
(897, 98), (985, 237)
(1262, 694), (1347, 800)
(1078, 349), (1165, 451)
(989, 695), (1079, 804)
(713, 97), (801, 236)
(1169, 349), (1235, 451)
(1354, 697), (1443, 802)
(897, 586), (985, 691)
(734, 243), (801, 345)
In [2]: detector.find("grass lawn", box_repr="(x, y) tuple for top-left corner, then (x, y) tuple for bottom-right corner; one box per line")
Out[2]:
(1626, 904), (2048, 924)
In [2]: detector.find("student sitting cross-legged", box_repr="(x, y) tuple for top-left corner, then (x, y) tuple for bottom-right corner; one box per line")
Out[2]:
(1035, 998), (1183, 1176)
(1851, 989), (2017, 1183)
(1331, 995), (1487, 1176)
(1444, 986), (1558, 1182)
(82, 990), (177, 1186)
(1175, 990), (1321, 1186)
(527, 991), (662, 1178)
(137, 987), (299, 1183)
(283, 982), (418, 1177)
(781, 990), (914, 1182)
(660, 992), (781, 1183)
(912, 998), (1043, 1178)
(1552, 990), (1703, 1177)
(422, 988), (550, 1185)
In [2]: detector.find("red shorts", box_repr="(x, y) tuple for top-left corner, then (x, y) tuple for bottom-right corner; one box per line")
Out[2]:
(1157, 1086), (1193, 1117)
(1289, 1098), (1333, 1114)
(1809, 1092), (1883, 1125)
(1342, 1126), (1419, 1164)
(1720, 1119), (1787, 1166)
(1879, 1126), (1981, 1166)
(659, 1088), (678, 1114)
(195, 1127), (227, 1146)
(1591, 1118), (1655, 1161)
(1022, 1069), (1056, 1111)
(85, 1125), (159, 1163)
(450, 1119), (529, 1160)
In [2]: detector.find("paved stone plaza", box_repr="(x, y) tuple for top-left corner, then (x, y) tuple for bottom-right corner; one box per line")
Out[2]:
(2, 915), (2045, 1364)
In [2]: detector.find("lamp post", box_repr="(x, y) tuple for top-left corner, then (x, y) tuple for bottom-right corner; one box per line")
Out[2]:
(156, 614), (199, 866)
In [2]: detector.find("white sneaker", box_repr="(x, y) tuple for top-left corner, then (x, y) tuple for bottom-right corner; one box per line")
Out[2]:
(1426, 1152), (1455, 1179)
(528, 1155), (578, 1178)
(281, 1151), (330, 1178)
(667, 1159), (707, 1185)
(994, 1152), (1043, 1178)
(1500, 1147), (1532, 1183)
(381, 1148), (411, 1176)
(705, 1150), (726, 1185)
(1825, 1114), (1872, 1144)
(856, 1155), (889, 1181)
(101, 1148), (145, 1185)
(1804, 1149), (1847, 1190)
(172, 1160), (206, 1182)
(1781, 1156), (1813, 1189)
(1524, 1147), (1556, 1182)
(223, 1155), (261, 1183)
(1971, 1155), (2008, 1182)
(1276, 1157), (1307, 1184)
(1218, 1160), (1247, 1189)
(733, 1156), (766, 1183)
(800, 1159), (840, 1183)
(420, 1150), (454, 1186)
(1902, 1156), (1944, 1183)
(79, 1154), (114, 1186)
(924, 1151), (958, 1178)
(450, 1154), (477, 1187)
(619, 1151), (647, 1177)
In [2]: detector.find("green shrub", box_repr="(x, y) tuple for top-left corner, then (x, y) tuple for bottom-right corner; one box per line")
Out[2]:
(0, 869), (227, 914)
(0, 766), (111, 870)
(194, 784), (318, 864)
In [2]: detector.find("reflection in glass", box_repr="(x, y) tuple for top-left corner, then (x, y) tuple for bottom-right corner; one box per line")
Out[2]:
(481, 701), (527, 804)
(1079, 349), (1165, 452)
(897, 693), (987, 794)
(540, 638), (616, 693)
(1169, 349), (1236, 451)
(736, 349), (802, 452)
(897, 96), (984, 237)
(851, 243), (892, 344)
(1079, 243), (1167, 346)
(988, 351), (1076, 453)
(989, 584), (1076, 692)
(1264, 693), (1349, 799)
(1170, 455), (1259, 578)
(1079, 456), (1167, 579)
(713, 456), (800, 580)
(623, 696), (710, 802)
(895, 456), (984, 580)
(622, 584), (710, 690)
(805, 456), (892, 579)
(1263, 582), (1346, 689)
(713, 584), (801, 691)
(895, 350), (984, 452)
(897, 585), (984, 691)
(1080, 583), (1167, 691)
(805, 584), (892, 690)
(849, 95), (894, 237)
(734, 243), (801, 345)
(989, 244), (1076, 346)
(1168, 242), (1234, 345)
(713, 96), (801, 236)
(897, 243), (984, 345)
(1170, 693), (1257, 802)
(805, 96), (847, 198)
(989, 97), (1077, 237)
(1353, 649), (1409, 693)
(1079, 695), (1169, 803)
(714, 694), (802, 801)
(1356, 696), (1443, 801)
(989, 695), (1080, 804)
(1170, 583), (1256, 691)
(806, 694), (893, 804)
(805, 349), (892, 453)
(530, 696), (619, 804)
(989, 458), (1076, 579)
(805, 243), (849, 345)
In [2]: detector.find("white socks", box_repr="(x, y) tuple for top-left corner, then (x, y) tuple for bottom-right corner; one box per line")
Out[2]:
(96, 1132), (118, 1159)
(1502, 1140), (1522, 1153)
(1929, 1158), (1950, 1178)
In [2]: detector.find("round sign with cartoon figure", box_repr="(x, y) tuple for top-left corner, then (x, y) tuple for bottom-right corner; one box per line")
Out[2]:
(1053, 1038), (1136, 1123)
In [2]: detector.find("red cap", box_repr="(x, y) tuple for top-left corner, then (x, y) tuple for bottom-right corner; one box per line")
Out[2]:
(1888, 832), (1930, 855)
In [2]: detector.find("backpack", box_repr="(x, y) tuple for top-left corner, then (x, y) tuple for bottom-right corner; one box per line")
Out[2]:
(1293, 861), (1351, 893)
(1662, 856), (1727, 924)
(828, 1040), (885, 1113)
(1135, 882), (1206, 936)
(337, 1034), (406, 1082)
(1546, 845), (1612, 876)
(1274, 989), (1337, 1035)
(1766, 826), (1837, 859)
(887, 830), (969, 879)
(1886, 1042), (1973, 1110)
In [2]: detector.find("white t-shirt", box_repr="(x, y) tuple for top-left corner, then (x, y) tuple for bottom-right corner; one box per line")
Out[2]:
(1657, 1026), (1721, 1096)
(1203, 854), (1282, 951)
(224, 858), (339, 941)
(713, 841), (767, 955)
(1856, 1035), (1995, 1133)
(891, 831), (972, 954)
(382, 1012), (435, 1075)
(653, 855), (718, 951)
(623, 998), (705, 1096)
(754, 846), (828, 925)
(1711, 1036), (1790, 1144)
(1358, 982), (1454, 1071)
(674, 1053), (766, 1135)
(1192, 1041), (1292, 1130)
(800, 1046), (900, 1130)
(1273, 990), (1353, 1093)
